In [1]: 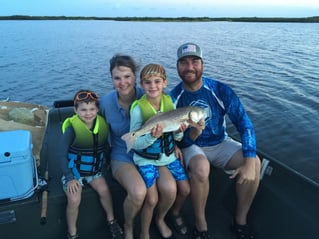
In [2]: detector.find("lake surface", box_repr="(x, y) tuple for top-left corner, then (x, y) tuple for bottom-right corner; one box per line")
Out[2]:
(1, 20), (318, 183)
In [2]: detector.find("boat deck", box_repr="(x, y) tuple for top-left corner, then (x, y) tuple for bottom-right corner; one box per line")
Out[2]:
(40, 107), (238, 239)
(1, 105), (319, 239)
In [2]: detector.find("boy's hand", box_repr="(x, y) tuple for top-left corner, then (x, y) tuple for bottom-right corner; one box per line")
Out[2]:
(67, 179), (81, 194)
(176, 122), (188, 133)
(151, 123), (163, 138)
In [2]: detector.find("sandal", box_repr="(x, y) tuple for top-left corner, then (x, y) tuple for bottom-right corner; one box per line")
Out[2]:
(232, 223), (255, 239)
(193, 228), (212, 239)
(107, 219), (124, 239)
(67, 232), (79, 239)
(168, 212), (188, 235)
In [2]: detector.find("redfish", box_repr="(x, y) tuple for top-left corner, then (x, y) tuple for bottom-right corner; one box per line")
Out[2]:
(121, 106), (205, 152)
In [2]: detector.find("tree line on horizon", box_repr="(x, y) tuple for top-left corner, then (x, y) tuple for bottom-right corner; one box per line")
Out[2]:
(1, 15), (319, 23)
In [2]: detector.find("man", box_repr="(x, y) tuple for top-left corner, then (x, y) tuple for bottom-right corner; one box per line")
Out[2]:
(170, 43), (260, 239)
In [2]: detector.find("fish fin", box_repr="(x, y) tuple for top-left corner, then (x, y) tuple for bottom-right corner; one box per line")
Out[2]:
(121, 132), (137, 153)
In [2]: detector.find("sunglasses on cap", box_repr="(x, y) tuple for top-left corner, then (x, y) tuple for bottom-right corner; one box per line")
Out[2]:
(74, 91), (98, 104)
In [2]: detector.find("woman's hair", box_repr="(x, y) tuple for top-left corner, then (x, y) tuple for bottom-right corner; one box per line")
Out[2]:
(109, 54), (139, 76)
(140, 63), (166, 83)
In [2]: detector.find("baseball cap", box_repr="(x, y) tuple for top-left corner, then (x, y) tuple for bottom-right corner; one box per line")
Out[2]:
(177, 43), (202, 61)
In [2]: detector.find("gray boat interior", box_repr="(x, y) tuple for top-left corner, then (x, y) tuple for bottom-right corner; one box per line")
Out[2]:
(0, 103), (318, 239)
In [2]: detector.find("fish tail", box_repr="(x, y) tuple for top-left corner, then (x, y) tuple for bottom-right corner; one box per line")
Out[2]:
(121, 132), (137, 152)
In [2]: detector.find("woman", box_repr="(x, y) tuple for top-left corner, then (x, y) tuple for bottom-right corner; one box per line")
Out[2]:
(100, 55), (190, 239)
(99, 55), (145, 239)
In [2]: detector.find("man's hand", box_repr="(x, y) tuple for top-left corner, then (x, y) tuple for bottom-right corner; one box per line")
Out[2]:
(188, 118), (205, 141)
(188, 118), (205, 129)
(229, 157), (256, 184)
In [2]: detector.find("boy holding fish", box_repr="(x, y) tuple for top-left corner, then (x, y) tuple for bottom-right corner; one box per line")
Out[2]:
(122, 64), (193, 239)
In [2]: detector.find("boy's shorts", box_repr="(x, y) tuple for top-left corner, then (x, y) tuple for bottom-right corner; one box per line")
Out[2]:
(62, 172), (103, 191)
(138, 159), (188, 188)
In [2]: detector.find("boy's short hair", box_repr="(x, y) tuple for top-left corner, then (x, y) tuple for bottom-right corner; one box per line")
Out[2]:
(140, 63), (166, 83)
(73, 89), (99, 108)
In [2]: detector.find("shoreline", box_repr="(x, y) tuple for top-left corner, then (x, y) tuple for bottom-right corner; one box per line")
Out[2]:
(1, 15), (319, 23)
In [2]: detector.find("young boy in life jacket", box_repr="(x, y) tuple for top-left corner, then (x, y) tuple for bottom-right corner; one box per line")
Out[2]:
(129, 64), (190, 239)
(59, 90), (123, 239)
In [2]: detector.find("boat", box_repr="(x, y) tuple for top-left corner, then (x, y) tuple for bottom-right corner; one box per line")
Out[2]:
(0, 100), (318, 239)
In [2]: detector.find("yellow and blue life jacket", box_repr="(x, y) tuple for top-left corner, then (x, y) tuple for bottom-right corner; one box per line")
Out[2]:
(62, 114), (109, 178)
(131, 94), (175, 160)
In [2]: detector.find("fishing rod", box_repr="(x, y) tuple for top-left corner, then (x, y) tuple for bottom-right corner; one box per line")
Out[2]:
(40, 168), (49, 225)
(39, 128), (50, 225)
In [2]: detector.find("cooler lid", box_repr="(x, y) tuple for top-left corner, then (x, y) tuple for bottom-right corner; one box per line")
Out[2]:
(0, 130), (33, 161)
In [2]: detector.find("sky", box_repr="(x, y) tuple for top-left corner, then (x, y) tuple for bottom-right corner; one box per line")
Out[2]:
(1, 0), (318, 18)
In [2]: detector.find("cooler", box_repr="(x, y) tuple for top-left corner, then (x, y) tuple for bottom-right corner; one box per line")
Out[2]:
(0, 130), (38, 202)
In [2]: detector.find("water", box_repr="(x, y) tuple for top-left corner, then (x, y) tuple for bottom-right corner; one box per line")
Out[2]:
(1, 20), (319, 183)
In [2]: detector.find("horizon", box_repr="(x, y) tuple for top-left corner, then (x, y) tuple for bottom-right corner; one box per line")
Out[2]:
(1, 15), (318, 19)
(1, 0), (319, 18)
